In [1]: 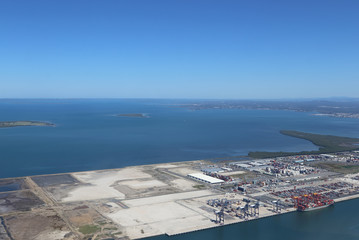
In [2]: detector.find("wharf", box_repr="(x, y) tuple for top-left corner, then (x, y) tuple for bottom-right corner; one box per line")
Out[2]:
(1, 159), (359, 240)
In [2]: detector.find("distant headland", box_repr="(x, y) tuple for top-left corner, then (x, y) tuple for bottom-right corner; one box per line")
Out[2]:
(0, 121), (55, 128)
(249, 130), (359, 158)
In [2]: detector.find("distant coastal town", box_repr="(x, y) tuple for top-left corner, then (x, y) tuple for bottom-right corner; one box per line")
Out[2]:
(312, 113), (359, 119)
(178, 99), (359, 119)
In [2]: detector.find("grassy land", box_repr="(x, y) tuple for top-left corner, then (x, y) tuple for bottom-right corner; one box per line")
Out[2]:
(0, 121), (54, 128)
(78, 224), (100, 235)
(311, 162), (359, 174)
(249, 130), (359, 159)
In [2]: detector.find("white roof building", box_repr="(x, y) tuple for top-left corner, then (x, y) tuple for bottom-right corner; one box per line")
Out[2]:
(187, 173), (224, 184)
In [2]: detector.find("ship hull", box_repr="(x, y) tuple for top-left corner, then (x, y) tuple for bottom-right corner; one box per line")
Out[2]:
(298, 203), (334, 212)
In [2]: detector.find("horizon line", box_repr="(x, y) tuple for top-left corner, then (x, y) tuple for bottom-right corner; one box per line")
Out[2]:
(0, 97), (359, 101)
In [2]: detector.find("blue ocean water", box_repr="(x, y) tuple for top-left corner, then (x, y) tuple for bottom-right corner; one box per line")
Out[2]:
(1, 99), (359, 178)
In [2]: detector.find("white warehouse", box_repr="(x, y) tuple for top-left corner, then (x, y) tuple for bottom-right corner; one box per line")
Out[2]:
(187, 173), (224, 184)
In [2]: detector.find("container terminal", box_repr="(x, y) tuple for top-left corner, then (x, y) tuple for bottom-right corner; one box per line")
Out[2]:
(1, 151), (359, 240)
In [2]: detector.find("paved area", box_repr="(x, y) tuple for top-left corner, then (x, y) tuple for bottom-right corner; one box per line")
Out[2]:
(1, 158), (359, 240)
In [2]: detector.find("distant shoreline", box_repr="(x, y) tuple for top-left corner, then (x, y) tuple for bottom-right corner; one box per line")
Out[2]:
(312, 113), (359, 119)
(0, 121), (55, 128)
(249, 130), (359, 158)
(177, 100), (359, 119)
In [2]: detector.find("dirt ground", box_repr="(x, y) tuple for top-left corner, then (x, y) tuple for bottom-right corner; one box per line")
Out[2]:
(0, 190), (44, 214)
(4, 211), (75, 240)
(64, 206), (99, 227)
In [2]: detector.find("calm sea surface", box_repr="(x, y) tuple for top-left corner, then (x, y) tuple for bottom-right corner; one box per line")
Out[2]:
(1, 99), (359, 240)
(1, 99), (359, 178)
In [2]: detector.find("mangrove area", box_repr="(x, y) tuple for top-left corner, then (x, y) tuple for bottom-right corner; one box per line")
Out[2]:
(249, 130), (359, 159)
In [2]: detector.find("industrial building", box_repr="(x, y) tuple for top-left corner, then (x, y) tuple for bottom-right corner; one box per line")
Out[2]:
(188, 173), (225, 184)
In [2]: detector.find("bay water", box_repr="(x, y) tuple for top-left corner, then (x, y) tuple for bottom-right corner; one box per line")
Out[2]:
(1, 99), (359, 178)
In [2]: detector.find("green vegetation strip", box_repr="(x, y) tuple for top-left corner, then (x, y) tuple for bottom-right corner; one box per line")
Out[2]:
(249, 130), (359, 159)
(311, 162), (359, 174)
(78, 224), (100, 235)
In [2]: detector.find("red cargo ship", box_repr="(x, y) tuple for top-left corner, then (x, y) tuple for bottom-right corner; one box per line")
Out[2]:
(292, 193), (334, 212)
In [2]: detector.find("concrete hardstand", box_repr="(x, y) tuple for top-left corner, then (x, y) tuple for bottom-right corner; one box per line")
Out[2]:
(0, 160), (359, 240)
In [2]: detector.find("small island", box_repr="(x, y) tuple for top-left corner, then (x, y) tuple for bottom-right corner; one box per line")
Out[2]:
(0, 121), (55, 128)
(116, 113), (148, 118)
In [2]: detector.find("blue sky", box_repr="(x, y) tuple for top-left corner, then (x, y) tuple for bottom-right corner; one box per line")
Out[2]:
(1, 0), (358, 99)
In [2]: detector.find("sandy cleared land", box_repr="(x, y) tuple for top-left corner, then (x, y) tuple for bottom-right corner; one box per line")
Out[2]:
(167, 167), (198, 176)
(34, 230), (72, 240)
(106, 189), (292, 239)
(62, 185), (125, 202)
(106, 197), (216, 239)
(62, 181), (124, 202)
(156, 215), (213, 236)
(105, 189), (220, 239)
(73, 168), (151, 182)
(122, 190), (215, 207)
(170, 178), (196, 190)
(108, 202), (197, 227)
(120, 179), (167, 189)
(125, 215), (212, 239)
(153, 164), (179, 169)
(62, 168), (150, 202)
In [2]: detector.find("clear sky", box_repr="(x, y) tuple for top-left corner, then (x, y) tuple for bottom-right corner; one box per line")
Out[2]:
(1, 0), (358, 99)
